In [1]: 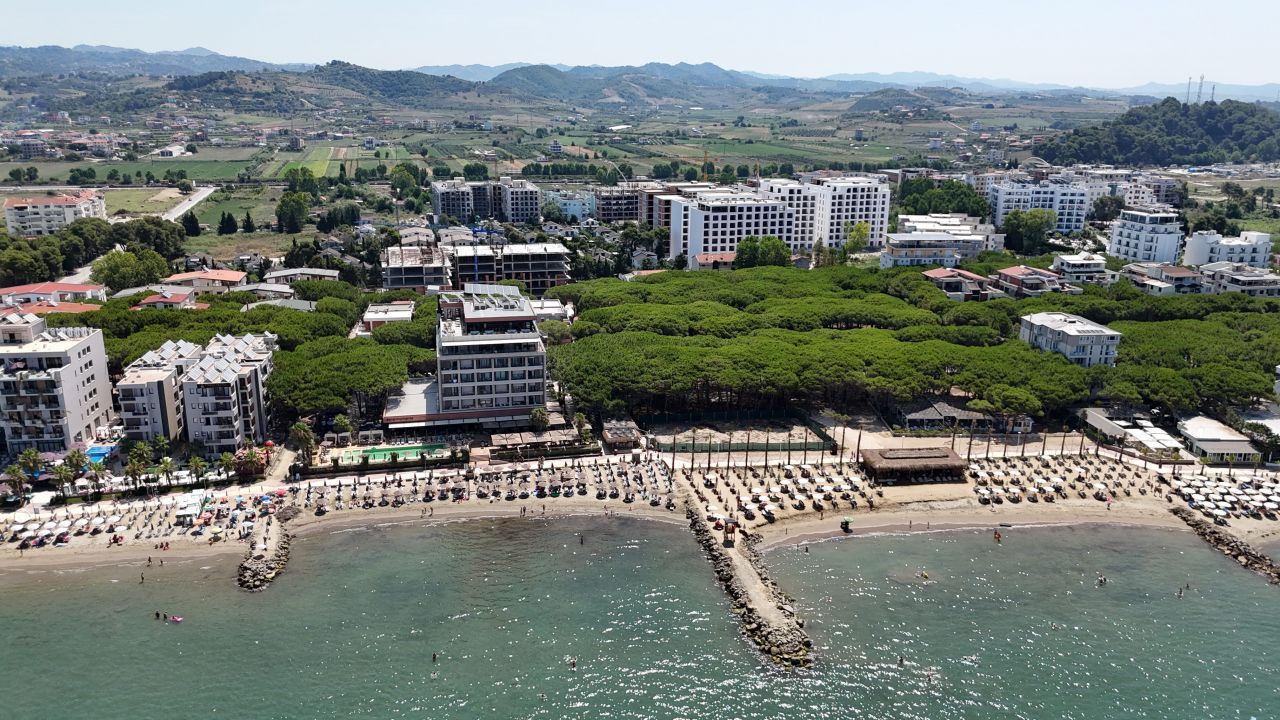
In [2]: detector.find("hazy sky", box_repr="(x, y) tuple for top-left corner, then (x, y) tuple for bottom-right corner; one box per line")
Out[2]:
(2, 0), (1276, 87)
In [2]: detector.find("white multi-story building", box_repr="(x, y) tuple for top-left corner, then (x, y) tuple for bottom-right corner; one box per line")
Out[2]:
(1107, 207), (1182, 264)
(1051, 252), (1109, 285)
(988, 180), (1090, 234)
(758, 176), (892, 249)
(383, 285), (546, 430)
(1199, 262), (1280, 297)
(1182, 230), (1271, 267)
(3, 190), (107, 237)
(541, 189), (595, 221)
(879, 233), (963, 269)
(181, 333), (277, 458)
(116, 340), (203, 443)
(897, 214), (1004, 256)
(0, 313), (112, 455)
(668, 191), (795, 260)
(1019, 312), (1122, 368)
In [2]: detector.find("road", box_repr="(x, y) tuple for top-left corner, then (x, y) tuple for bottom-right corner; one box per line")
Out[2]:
(161, 185), (216, 221)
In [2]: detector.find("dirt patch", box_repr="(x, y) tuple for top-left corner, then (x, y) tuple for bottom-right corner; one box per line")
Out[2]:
(147, 187), (182, 203)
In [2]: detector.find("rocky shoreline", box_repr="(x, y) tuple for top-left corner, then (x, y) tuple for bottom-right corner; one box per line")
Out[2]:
(1170, 507), (1280, 584)
(236, 506), (299, 592)
(685, 503), (812, 666)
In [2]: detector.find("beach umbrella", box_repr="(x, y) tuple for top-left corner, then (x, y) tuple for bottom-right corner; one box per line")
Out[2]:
(19, 530), (34, 539)
(74, 518), (88, 527)
(12, 512), (31, 523)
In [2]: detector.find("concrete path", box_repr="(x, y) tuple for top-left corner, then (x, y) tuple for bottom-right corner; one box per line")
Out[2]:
(161, 185), (215, 221)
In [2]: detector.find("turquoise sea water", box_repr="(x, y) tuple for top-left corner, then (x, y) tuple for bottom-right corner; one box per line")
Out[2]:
(0, 518), (1276, 719)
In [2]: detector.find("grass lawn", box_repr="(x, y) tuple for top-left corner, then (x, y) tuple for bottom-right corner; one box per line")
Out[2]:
(183, 231), (306, 261)
(101, 188), (186, 215)
(195, 186), (284, 227)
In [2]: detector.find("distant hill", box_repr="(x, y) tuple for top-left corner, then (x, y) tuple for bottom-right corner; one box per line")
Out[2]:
(1036, 97), (1280, 166)
(306, 61), (473, 101)
(0, 44), (309, 77)
(411, 63), (570, 81)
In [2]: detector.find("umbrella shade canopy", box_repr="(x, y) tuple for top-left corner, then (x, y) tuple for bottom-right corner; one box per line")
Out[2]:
(12, 512), (31, 523)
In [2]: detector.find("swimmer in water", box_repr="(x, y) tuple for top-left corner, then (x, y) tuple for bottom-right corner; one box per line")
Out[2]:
(898, 655), (905, 667)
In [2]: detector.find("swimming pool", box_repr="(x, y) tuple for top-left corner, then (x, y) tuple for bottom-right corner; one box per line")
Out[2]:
(338, 443), (446, 464)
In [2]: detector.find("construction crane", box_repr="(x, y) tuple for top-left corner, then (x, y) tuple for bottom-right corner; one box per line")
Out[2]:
(1196, 74), (1205, 104)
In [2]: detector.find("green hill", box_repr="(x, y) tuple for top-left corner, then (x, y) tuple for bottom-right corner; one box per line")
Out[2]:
(1037, 97), (1280, 166)
(305, 61), (474, 101)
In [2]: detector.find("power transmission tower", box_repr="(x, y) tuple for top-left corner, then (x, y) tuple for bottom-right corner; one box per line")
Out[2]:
(1195, 74), (1205, 104)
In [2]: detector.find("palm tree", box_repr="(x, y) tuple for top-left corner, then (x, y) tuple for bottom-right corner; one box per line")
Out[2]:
(157, 457), (176, 487)
(86, 461), (109, 495)
(189, 457), (209, 489)
(290, 421), (316, 466)
(219, 452), (236, 480)
(51, 464), (75, 499)
(3, 463), (27, 500)
(127, 441), (151, 474)
(64, 448), (89, 477)
(241, 447), (265, 476)
(125, 459), (146, 489)
(151, 435), (170, 462)
(17, 448), (43, 482)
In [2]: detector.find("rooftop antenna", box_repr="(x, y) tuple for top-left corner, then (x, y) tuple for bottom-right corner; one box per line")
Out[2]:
(1195, 74), (1204, 104)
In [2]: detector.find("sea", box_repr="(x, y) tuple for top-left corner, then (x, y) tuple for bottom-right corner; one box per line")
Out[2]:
(0, 517), (1276, 719)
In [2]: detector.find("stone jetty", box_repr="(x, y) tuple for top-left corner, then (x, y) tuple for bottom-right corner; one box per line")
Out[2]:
(236, 505), (299, 592)
(1170, 507), (1280, 584)
(686, 501), (812, 666)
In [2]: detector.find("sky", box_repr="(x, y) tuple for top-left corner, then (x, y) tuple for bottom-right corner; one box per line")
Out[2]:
(1, 0), (1276, 88)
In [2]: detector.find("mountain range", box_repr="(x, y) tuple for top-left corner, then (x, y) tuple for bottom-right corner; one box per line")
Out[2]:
(2, 44), (1278, 103)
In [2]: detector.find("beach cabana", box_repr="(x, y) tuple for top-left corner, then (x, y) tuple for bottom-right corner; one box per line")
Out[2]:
(858, 447), (967, 485)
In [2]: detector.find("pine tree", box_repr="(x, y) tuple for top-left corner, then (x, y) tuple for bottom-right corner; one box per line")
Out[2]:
(217, 212), (238, 235)
(242, 212), (256, 234)
(180, 211), (201, 237)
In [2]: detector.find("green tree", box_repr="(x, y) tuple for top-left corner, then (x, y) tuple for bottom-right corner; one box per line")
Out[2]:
(180, 210), (201, 237)
(17, 448), (43, 481)
(333, 414), (354, 435)
(529, 407), (550, 432)
(1001, 208), (1057, 255)
(757, 236), (791, 266)
(219, 452), (236, 479)
(241, 212), (256, 234)
(734, 237), (761, 268)
(90, 248), (170, 292)
(290, 421), (317, 465)
(51, 464), (74, 499)
(843, 221), (871, 253)
(188, 456), (209, 489)
(63, 448), (88, 476)
(276, 191), (310, 233)
(539, 319), (573, 345)
(217, 212), (239, 235)
(1088, 195), (1124, 222)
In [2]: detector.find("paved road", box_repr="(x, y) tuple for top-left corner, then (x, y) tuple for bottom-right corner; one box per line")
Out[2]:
(161, 185), (216, 221)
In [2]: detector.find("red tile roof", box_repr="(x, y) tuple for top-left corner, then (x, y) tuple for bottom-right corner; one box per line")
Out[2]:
(694, 252), (737, 264)
(0, 301), (101, 316)
(0, 281), (105, 296)
(2, 190), (101, 208)
(163, 270), (247, 284)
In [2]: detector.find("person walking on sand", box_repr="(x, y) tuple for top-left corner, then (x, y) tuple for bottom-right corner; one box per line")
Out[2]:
(140, 573), (145, 584)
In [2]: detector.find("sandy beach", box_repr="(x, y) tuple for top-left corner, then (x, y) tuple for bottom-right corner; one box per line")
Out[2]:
(4, 450), (1279, 583)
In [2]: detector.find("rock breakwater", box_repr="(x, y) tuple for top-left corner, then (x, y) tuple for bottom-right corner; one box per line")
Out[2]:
(1170, 507), (1280, 584)
(686, 502), (812, 666)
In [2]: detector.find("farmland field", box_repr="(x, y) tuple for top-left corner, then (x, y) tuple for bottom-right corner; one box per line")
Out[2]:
(101, 188), (186, 215)
(273, 146), (334, 178)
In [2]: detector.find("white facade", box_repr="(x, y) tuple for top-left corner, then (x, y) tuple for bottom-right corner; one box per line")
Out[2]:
(116, 340), (203, 443)
(758, 176), (891, 249)
(897, 213), (1004, 256)
(431, 178), (475, 220)
(668, 192), (795, 260)
(1051, 252), (1109, 284)
(181, 333), (277, 458)
(879, 233), (963, 269)
(0, 314), (112, 455)
(3, 190), (107, 237)
(1200, 262), (1280, 297)
(988, 180), (1090, 234)
(1019, 312), (1122, 368)
(541, 189), (595, 221)
(435, 285), (546, 421)
(1107, 207), (1182, 264)
(1182, 230), (1271, 268)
